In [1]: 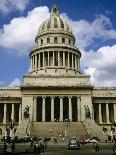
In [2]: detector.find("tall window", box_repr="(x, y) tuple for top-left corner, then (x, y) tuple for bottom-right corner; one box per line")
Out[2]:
(54, 37), (58, 44)
(47, 38), (50, 43)
(41, 39), (43, 45)
(62, 38), (65, 43)
(69, 39), (71, 45)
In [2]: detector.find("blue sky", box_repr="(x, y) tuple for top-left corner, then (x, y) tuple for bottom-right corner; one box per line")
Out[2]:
(0, 0), (116, 87)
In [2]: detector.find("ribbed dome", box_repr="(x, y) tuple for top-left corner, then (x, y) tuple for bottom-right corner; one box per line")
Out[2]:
(38, 5), (72, 35)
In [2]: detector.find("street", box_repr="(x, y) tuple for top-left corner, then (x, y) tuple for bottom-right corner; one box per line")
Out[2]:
(0, 143), (116, 155)
(44, 143), (116, 155)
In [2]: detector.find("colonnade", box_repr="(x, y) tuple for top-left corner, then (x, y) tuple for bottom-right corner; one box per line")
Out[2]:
(1, 103), (22, 124)
(94, 103), (116, 124)
(31, 51), (80, 72)
(33, 96), (81, 122)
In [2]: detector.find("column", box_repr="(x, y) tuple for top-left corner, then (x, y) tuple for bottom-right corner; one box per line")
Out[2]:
(68, 52), (70, 67)
(33, 98), (37, 122)
(42, 97), (45, 122)
(69, 97), (72, 121)
(30, 57), (32, 71)
(77, 97), (81, 121)
(32, 56), (34, 71)
(106, 103), (110, 123)
(53, 51), (55, 66)
(51, 97), (54, 122)
(58, 51), (60, 66)
(72, 53), (73, 68)
(33, 55), (35, 70)
(60, 97), (63, 121)
(48, 52), (50, 66)
(99, 104), (102, 124)
(19, 104), (22, 124)
(11, 104), (14, 120)
(38, 53), (40, 69)
(78, 57), (80, 71)
(75, 55), (77, 70)
(114, 104), (116, 122)
(35, 54), (37, 70)
(63, 51), (65, 67)
(43, 52), (45, 67)
(3, 104), (7, 124)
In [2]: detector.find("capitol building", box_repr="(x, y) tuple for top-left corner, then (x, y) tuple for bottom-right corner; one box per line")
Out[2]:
(0, 6), (116, 141)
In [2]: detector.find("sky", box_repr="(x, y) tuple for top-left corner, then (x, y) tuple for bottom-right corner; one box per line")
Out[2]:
(0, 0), (116, 87)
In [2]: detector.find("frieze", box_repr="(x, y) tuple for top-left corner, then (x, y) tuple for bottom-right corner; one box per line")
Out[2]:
(93, 91), (116, 97)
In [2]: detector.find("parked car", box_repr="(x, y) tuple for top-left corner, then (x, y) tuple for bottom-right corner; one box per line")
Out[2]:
(80, 138), (97, 145)
(88, 138), (97, 143)
(68, 137), (80, 150)
(79, 139), (89, 145)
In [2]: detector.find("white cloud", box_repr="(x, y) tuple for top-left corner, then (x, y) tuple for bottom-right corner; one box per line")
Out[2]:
(0, 7), (116, 55)
(0, 6), (116, 87)
(82, 45), (116, 87)
(0, 0), (30, 14)
(62, 14), (116, 50)
(9, 78), (21, 87)
(0, 6), (49, 55)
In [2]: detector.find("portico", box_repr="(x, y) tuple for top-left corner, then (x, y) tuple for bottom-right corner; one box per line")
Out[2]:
(33, 96), (80, 122)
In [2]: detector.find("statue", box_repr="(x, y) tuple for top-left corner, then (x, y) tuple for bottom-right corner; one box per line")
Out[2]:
(84, 105), (91, 119)
(23, 105), (30, 119)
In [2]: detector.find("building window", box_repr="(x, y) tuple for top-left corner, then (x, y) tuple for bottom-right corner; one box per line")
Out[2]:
(103, 127), (107, 132)
(47, 38), (50, 43)
(69, 39), (71, 45)
(41, 39), (43, 45)
(0, 128), (2, 135)
(62, 38), (65, 43)
(54, 37), (58, 44)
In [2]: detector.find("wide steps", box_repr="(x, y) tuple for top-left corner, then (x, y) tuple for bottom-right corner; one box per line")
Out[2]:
(30, 122), (88, 140)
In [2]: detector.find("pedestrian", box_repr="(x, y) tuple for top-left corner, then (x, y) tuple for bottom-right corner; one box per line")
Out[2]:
(5, 137), (13, 154)
(94, 142), (100, 152)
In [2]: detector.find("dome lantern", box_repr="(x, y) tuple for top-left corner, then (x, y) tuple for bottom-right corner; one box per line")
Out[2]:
(51, 5), (59, 15)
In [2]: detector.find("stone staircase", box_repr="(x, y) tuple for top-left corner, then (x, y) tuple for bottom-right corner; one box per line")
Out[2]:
(30, 121), (88, 142)
(83, 119), (107, 142)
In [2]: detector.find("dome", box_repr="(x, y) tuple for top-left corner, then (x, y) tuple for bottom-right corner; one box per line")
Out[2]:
(37, 5), (73, 35)
(30, 5), (81, 77)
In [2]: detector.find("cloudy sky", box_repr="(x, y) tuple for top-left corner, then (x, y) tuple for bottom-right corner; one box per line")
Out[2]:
(0, 0), (116, 87)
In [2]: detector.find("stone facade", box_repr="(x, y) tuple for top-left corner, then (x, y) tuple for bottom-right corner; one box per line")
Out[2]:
(0, 6), (116, 141)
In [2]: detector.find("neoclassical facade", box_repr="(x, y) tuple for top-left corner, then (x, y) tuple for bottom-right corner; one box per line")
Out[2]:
(0, 6), (116, 141)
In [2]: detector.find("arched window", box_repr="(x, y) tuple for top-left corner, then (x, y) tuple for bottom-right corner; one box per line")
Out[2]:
(0, 128), (2, 135)
(47, 38), (50, 43)
(62, 38), (65, 43)
(69, 39), (71, 45)
(41, 39), (43, 45)
(54, 37), (58, 44)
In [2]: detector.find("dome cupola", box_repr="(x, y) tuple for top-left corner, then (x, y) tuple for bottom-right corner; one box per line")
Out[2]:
(30, 6), (81, 76)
